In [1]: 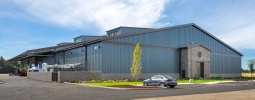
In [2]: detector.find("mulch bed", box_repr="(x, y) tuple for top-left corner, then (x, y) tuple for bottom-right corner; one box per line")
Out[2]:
(107, 85), (161, 88)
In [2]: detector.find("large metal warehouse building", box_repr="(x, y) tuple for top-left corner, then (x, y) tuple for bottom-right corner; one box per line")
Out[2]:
(8, 23), (242, 79)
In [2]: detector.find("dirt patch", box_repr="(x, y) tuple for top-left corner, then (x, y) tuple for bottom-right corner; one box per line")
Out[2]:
(242, 73), (255, 77)
(107, 85), (161, 88)
(0, 74), (8, 76)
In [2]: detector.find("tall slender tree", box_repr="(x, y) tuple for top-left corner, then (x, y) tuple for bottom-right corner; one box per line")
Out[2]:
(0, 56), (5, 67)
(0, 56), (5, 73)
(247, 59), (255, 81)
(130, 43), (142, 85)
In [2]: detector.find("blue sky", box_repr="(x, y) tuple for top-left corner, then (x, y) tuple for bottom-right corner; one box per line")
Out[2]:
(0, 0), (254, 69)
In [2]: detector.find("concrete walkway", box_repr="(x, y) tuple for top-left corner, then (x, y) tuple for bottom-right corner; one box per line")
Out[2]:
(135, 89), (255, 100)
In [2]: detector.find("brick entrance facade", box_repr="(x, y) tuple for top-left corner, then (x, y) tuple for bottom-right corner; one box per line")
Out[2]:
(180, 45), (210, 79)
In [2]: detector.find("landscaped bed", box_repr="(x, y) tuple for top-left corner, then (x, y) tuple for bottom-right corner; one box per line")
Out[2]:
(88, 79), (234, 87)
(89, 82), (143, 86)
(107, 85), (161, 88)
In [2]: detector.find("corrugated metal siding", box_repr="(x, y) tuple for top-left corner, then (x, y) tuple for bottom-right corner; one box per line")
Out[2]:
(210, 54), (241, 74)
(119, 28), (152, 35)
(54, 43), (102, 72)
(107, 25), (241, 74)
(64, 47), (85, 71)
(42, 56), (54, 65)
(110, 26), (239, 55)
(86, 42), (102, 72)
(102, 43), (179, 73)
(55, 52), (64, 65)
(35, 55), (54, 68)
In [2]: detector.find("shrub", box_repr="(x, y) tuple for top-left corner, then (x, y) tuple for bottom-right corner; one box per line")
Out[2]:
(107, 80), (115, 83)
(88, 80), (104, 83)
(116, 80), (125, 82)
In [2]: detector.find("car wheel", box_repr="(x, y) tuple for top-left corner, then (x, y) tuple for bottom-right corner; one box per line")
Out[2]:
(143, 82), (148, 86)
(170, 85), (175, 88)
(159, 83), (165, 87)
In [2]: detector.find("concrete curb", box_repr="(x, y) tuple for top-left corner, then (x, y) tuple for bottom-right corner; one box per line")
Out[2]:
(200, 81), (235, 85)
(63, 81), (245, 90)
(63, 82), (165, 90)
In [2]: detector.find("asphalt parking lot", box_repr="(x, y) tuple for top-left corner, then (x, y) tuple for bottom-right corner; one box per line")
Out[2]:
(0, 75), (255, 100)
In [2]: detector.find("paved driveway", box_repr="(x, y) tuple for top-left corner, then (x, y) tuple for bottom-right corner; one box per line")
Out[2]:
(0, 75), (255, 100)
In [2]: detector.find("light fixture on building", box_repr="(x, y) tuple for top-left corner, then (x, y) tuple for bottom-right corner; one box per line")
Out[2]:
(94, 46), (100, 50)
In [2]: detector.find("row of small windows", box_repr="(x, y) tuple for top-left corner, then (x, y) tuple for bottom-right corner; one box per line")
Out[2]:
(75, 38), (82, 43)
(109, 32), (118, 37)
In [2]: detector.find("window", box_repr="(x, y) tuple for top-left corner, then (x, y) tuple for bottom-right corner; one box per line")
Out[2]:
(75, 38), (81, 43)
(109, 32), (118, 37)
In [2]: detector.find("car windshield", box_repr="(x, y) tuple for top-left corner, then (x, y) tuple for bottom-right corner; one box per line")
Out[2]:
(163, 76), (172, 79)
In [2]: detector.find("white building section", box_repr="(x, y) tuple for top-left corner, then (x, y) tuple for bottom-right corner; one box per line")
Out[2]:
(42, 63), (81, 72)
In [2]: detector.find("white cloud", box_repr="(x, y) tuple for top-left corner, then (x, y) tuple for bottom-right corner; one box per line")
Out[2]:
(188, 1), (255, 49)
(13, 0), (170, 34)
(218, 24), (255, 49)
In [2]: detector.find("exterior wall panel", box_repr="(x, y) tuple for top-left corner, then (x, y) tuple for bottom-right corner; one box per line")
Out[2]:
(102, 43), (179, 74)
(64, 47), (85, 71)
(107, 25), (241, 75)
(55, 52), (64, 65)
(87, 42), (102, 72)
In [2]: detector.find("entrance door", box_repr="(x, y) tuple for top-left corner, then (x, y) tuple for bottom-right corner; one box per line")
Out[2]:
(197, 62), (204, 78)
(200, 63), (204, 78)
(181, 70), (185, 78)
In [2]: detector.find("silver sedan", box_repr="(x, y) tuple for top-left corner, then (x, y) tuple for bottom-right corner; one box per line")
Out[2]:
(143, 75), (178, 88)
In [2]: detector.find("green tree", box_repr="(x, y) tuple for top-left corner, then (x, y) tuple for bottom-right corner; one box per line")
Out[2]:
(247, 59), (255, 81)
(130, 43), (142, 85)
(0, 56), (6, 73)
(0, 56), (20, 73)
(0, 56), (5, 67)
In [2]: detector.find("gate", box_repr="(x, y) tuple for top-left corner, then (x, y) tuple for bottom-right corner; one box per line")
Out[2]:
(52, 72), (58, 82)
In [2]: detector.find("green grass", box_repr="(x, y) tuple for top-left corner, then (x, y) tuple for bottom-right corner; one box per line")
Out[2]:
(88, 79), (234, 86)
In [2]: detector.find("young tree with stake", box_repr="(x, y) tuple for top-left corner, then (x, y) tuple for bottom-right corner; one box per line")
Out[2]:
(130, 43), (142, 85)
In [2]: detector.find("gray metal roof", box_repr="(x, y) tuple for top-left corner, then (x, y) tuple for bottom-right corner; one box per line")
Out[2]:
(8, 23), (243, 62)
(7, 43), (76, 62)
(73, 35), (106, 39)
(55, 23), (243, 56)
(106, 26), (154, 32)
(179, 44), (211, 51)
